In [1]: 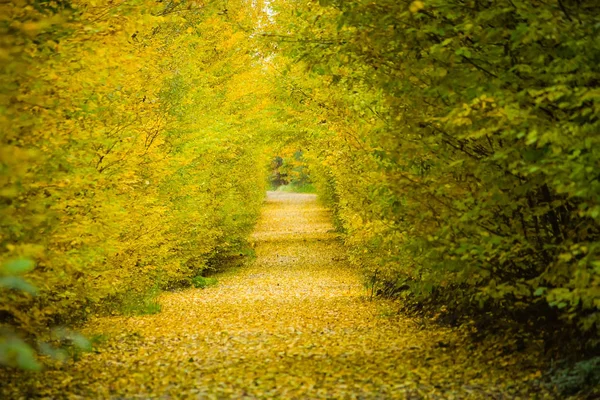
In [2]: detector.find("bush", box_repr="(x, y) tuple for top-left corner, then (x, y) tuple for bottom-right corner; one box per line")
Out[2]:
(1, 0), (269, 369)
(272, 0), (600, 338)
(550, 357), (600, 396)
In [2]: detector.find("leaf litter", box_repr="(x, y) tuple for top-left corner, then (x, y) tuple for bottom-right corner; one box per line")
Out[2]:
(1, 192), (555, 399)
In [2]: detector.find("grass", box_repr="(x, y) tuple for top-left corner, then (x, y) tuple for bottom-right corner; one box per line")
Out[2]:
(191, 276), (218, 289)
(119, 284), (162, 316)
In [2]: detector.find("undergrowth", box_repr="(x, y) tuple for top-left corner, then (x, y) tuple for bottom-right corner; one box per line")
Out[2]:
(116, 282), (162, 316)
(191, 276), (218, 289)
(387, 281), (600, 398)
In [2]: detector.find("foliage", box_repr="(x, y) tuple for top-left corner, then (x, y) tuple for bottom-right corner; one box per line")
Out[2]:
(118, 282), (162, 316)
(268, 149), (313, 191)
(276, 183), (316, 193)
(0, 333), (41, 372)
(1, 0), (598, 394)
(550, 357), (600, 396)
(0, 258), (39, 370)
(0, 192), (558, 398)
(266, 0), (600, 341)
(1, 0), (272, 368)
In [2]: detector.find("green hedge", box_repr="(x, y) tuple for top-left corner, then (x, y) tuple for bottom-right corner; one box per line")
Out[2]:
(274, 0), (600, 336)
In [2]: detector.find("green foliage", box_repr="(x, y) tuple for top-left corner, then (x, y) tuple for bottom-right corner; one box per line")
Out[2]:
(191, 276), (218, 289)
(0, 334), (41, 371)
(0, 258), (39, 370)
(276, 183), (316, 193)
(118, 284), (162, 316)
(550, 357), (600, 396)
(0, 258), (37, 295)
(267, 0), (600, 339)
(239, 246), (257, 260)
(49, 328), (93, 361)
(269, 150), (313, 190)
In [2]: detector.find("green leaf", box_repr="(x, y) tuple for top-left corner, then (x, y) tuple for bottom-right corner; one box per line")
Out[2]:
(1, 258), (35, 275)
(0, 276), (39, 295)
(51, 328), (92, 351)
(38, 342), (68, 362)
(70, 333), (92, 351)
(455, 47), (472, 58)
(0, 337), (42, 371)
(15, 342), (41, 371)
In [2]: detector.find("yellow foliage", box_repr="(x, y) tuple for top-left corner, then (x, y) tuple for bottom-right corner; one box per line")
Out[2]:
(1, 0), (272, 350)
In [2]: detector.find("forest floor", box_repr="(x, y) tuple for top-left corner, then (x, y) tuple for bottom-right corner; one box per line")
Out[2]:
(2, 192), (556, 399)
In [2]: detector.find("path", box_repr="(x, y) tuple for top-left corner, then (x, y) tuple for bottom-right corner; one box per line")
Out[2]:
(2, 192), (551, 399)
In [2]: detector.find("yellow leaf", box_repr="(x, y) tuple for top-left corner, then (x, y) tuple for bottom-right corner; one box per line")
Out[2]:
(410, 1), (425, 13)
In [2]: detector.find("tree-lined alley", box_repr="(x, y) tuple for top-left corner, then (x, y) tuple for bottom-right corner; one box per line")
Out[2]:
(1, 0), (599, 398)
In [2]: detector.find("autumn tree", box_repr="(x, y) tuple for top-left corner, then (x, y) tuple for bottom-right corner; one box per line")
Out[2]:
(1, 0), (274, 369)
(265, 0), (600, 341)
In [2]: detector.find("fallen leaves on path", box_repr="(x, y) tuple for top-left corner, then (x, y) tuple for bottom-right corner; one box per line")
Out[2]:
(1, 192), (555, 399)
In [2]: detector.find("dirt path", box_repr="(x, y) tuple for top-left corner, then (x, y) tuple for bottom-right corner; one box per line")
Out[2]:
(3, 192), (551, 399)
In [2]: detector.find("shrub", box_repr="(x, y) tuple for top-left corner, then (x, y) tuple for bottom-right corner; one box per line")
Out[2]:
(272, 0), (600, 337)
